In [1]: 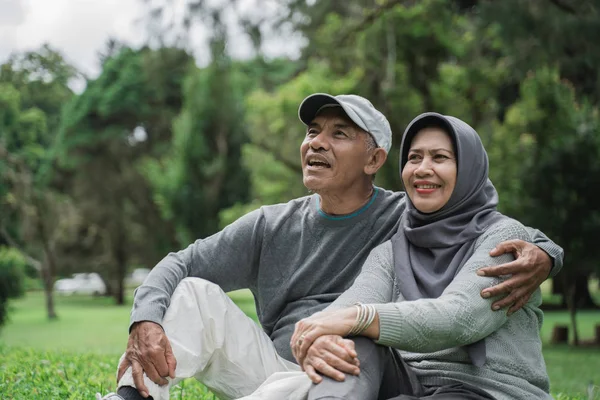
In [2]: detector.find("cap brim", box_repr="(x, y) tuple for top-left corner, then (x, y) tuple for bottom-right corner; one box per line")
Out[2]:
(298, 93), (371, 136)
(298, 93), (342, 126)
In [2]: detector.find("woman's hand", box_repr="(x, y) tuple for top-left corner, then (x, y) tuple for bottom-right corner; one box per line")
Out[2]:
(291, 308), (357, 364)
(301, 335), (360, 383)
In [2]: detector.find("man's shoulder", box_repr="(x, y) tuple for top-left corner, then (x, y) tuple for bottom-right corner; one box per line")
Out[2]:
(376, 187), (406, 203)
(372, 187), (406, 216)
(256, 188), (406, 223)
(258, 194), (314, 219)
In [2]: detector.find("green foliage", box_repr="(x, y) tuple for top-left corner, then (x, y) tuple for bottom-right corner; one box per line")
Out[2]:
(492, 69), (600, 282)
(56, 46), (194, 300)
(0, 247), (26, 329)
(0, 44), (78, 134)
(0, 45), (79, 320)
(478, 0), (600, 103)
(142, 36), (251, 244)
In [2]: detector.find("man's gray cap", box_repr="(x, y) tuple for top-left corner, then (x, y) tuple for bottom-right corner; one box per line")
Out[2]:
(298, 93), (392, 153)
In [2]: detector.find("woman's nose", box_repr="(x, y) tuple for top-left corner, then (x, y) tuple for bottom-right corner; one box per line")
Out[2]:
(415, 157), (433, 177)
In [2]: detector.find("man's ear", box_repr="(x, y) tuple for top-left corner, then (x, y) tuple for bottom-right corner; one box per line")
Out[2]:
(364, 148), (387, 176)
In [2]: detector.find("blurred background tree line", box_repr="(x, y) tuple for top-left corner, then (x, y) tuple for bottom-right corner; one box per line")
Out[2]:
(1, 0), (599, 334)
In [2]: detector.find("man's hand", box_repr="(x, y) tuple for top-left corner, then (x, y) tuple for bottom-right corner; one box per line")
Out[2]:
(291, 309), (356, 363)
(477, 240), (552, 316)
(301, 335), (360, 384)
(117, 321), (177, 398)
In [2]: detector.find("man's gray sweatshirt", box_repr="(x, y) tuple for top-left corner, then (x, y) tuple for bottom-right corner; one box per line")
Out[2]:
(130, 187), (564, 362)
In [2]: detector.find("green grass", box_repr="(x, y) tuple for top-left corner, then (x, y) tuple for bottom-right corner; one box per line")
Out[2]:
(1, 290), (599, 399)
(0, 346), (217, 399)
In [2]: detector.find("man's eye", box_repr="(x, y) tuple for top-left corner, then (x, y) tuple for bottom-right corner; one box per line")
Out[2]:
(307, 129), (318, 136)
(335, 131), (348, 137)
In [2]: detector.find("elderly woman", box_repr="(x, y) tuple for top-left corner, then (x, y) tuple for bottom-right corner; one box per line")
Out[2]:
(289, 112), (551, 400)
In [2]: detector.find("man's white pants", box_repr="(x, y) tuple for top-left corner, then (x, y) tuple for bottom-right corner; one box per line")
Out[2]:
(117, 278), (306, 400)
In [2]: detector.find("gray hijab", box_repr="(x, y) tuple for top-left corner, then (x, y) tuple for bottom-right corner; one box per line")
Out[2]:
(391, 112), (506, 367)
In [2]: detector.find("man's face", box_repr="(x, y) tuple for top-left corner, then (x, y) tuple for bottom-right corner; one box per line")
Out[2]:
(300, 107), (373, 194)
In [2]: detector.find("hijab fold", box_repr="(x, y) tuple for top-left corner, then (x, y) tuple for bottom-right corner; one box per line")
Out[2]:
(391, 113), (506, 367)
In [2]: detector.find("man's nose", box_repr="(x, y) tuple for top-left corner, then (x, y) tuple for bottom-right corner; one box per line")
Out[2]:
(309, 132), (330, 151)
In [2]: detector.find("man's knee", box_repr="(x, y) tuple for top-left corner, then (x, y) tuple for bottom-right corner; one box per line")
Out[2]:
(177, 277), (224, 298)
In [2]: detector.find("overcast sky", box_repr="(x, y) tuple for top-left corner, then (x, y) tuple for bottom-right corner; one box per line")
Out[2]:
(0, 0), (304, 80)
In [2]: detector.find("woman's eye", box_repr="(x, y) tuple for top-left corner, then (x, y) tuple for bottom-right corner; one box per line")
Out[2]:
(434, 154), (449, 160)
(408, 154), (421, 162)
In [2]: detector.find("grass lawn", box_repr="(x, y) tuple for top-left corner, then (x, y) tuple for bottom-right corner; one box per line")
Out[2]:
(1, 290), (599, 399)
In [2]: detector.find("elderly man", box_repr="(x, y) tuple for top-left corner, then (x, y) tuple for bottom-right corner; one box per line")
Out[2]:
(98, 93), (562, 400)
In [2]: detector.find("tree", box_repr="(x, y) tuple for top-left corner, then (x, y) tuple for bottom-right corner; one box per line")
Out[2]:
(477, 0), (600, 104)
(57, 46), (193, 304)
(492, 69), (600, 340)
(143, 11), (253, 243)
(0, 45), (79, 319)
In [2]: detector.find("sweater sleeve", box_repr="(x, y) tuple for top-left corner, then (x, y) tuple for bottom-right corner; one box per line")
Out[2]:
(374, 220), (531, 353)
(324, 242), (396, 311)
(129, 208), (264, 329)
(524, 226), (564, 278)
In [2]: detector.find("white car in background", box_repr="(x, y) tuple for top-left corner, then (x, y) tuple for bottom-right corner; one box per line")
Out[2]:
(126, 268), (150, 287)
(53, 273), (107, 295)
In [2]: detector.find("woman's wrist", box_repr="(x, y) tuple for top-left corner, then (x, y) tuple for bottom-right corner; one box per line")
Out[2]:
(346, 303), (380, 340)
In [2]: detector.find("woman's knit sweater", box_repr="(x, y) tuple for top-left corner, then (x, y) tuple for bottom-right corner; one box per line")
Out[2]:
(327, 218), (552, 400)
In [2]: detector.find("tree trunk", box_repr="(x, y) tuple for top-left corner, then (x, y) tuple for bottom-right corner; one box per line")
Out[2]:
(102, 274), (114, 297)
(36, 198), (58, 320)
(573, 273), (598, 309)
(566, 283), (579, 346)
(113, 211), (127, 306)
(39, 259), (57, 320)
(552, 276), (563, 295)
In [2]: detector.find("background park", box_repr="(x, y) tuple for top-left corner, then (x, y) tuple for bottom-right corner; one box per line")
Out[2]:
(1, 0), (600, 398)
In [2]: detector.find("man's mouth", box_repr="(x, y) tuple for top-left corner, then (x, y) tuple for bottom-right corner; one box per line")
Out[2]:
(306, 155), (331, 169)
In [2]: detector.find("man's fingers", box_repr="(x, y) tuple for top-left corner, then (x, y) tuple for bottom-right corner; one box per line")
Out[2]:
(490, 285), (529, 311)
(117, 359), (130, 383)
(478, 259), (521, 277)
(131, 361), (150, 398)
(490, 291), (517, 311)
(311, 347), (359, 375)
(304, 364), (322, 384)
(311, 357), (346, 382)
(323, 342), (358, 366)
(140, 358), (168, 386)
(489, 239), (525, 256)
(480, 278), (516, 299)
(506, 293), (531, 316)
(339, 338), (358, 359)
(165, 344), (177, 379)
(148, 348), (171, 379)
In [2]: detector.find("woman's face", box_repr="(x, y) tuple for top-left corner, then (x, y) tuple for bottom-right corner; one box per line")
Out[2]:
(402, 127), (457, 213)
